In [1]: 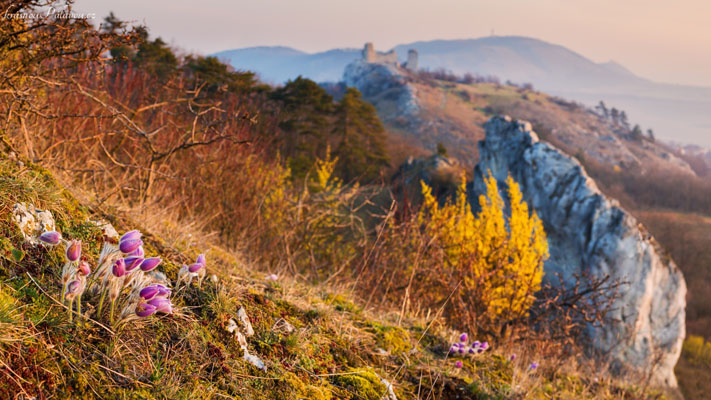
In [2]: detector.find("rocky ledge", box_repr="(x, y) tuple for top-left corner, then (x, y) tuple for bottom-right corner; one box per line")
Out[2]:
(473, 116), (686, 387)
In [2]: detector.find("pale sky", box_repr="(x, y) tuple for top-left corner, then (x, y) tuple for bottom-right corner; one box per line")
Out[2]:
(73, 0), (711, 87)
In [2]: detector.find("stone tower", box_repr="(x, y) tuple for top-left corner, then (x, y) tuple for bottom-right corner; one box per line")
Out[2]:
(363, 42), (376, 63)
(405, 49), (419, 71)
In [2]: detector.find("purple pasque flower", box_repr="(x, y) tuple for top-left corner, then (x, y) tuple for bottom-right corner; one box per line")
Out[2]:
(119, 239), (143, 255)
(139, 257), (162, 272)
(188, 263), (203, 273)
(123, 256), (144, 271)
(509, 354), (516, 361)
(65, 280), (81, 300)
(77, 261), (91, 276)
(449, 345), (457, 354)
(148, 297), (173, 314)
(38, 231), (61, 245)
(471, 341), (480, 348)
(468, 347), (476, 354)
(529, 362), (539, 370)
(65, 240), (81, 262)
(112, 258), (126, 277)
(120, 230), (142, 243)
(459, 333), (468, 342)
(480, 342), (489, 350)
(266, 273), (278, 281)
(196, 253), (206, 267)
(458, 347), (465, 354)
(135, 302), (156, 317)
(455, 360), (463, 368)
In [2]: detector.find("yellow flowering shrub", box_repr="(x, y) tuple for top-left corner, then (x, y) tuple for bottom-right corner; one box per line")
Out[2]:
(259, 149), (364, 279)
(682, 335), (711, 367)
(416, 173), (548, 328)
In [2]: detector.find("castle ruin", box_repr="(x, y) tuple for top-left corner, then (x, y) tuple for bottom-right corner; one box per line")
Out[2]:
(361, 42), (418, 71)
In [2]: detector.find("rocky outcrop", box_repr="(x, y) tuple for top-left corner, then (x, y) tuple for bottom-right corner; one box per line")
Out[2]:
(343, 60), (419, 117)
(473, 116), (686, 387)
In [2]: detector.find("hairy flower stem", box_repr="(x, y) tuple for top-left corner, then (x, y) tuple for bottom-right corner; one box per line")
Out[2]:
(67, 301), (73, 323)
(62, 281), (68, 305)
(110, 299), (116, 325)
(97, 290), (107, 316)
(76, 296), (82, 320)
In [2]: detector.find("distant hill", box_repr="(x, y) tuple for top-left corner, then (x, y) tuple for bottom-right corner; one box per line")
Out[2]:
(393, 37), (647, 90)
(213, 46), (359, 84)
(214, 36), (711, 146)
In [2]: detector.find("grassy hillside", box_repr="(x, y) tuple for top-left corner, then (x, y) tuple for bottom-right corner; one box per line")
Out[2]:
(0, 150), (670, 399)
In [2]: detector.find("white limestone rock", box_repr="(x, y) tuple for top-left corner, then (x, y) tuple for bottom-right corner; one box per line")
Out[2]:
(472, 115), (686, 387)
(12, 203), (56, 245)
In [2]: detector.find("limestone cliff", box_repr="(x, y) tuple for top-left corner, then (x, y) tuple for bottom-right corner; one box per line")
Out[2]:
(473, 116), (686, 387)
(343, 60), (419, 117)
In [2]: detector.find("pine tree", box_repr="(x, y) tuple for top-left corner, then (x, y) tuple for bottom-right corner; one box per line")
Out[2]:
(184, 56), (260, 95)
(270, 77), (334, 179)
(134, 29), (178, 80)
(332, 88), (390, 183)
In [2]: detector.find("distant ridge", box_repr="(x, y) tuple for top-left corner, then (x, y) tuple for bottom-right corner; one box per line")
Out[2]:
(213, 36), (711, 146)
(214, 46), (359, 84)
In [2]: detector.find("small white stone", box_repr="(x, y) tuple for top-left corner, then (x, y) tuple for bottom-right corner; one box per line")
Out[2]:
(237, 307), (254, 336)
(226, 318), (238, 334)
(93, 220), (119, 240)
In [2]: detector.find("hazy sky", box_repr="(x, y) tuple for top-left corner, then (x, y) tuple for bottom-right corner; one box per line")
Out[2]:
(73, 0), (711, 87)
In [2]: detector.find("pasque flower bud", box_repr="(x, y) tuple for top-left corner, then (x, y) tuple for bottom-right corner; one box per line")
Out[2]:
(139, 257), (162, 272)
(65, 240), (81, 262)
(77, 261), (91, 276)
(188, 263), (203, 273)
(38, 231), (61, 245)
(112, 258), (126, 277)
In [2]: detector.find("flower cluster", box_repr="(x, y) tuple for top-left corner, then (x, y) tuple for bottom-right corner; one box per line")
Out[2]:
(92, 230), (175, 323)
(449, 332), (489, 361)
(37, 226), (184, 326)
